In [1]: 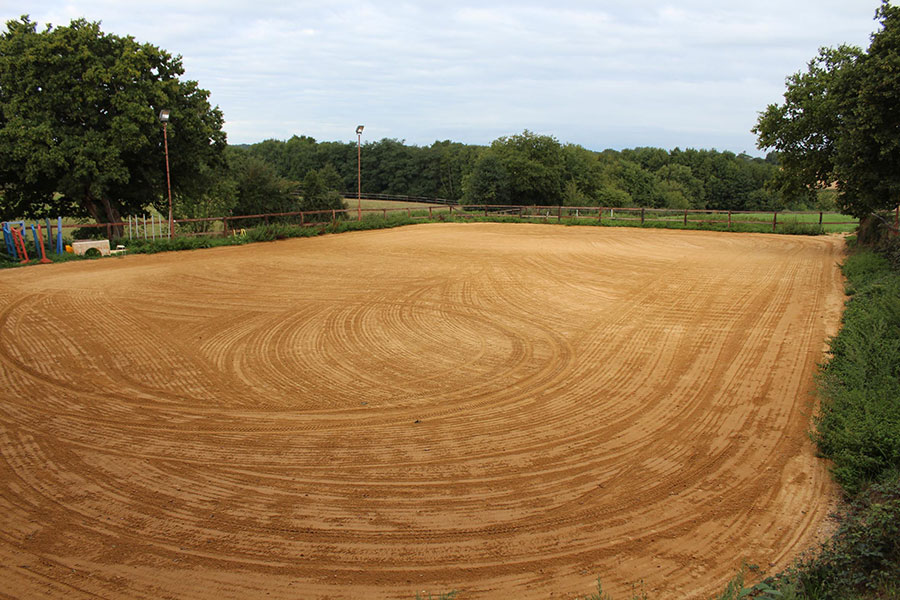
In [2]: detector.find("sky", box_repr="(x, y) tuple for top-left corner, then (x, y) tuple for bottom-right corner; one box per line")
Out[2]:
(0, 1), (883, 154)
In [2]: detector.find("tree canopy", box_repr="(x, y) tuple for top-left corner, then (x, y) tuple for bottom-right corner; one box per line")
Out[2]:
(245, 134), (787, 212)
(754, 1), (900, 220)
(0, 16), (226, 224)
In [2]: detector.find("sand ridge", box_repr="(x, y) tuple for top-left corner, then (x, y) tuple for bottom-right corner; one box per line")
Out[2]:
(0, 223), (845, 599)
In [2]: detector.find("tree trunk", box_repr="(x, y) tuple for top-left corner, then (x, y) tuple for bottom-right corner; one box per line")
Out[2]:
(82, 194), (125, 239)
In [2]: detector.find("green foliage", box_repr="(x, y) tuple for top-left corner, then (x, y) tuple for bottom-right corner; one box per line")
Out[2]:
(463, 151), (511, 205)
(300, 167), (347, 220)
(755, 2), (900, 220)
(228, 148), (295, 218)
(174, 160), (237, 232)
(117, 211), (418, 257)
(713, 569), (752, 600)
(123, 223), (318, 254)
(0, 16), (226, 225)
(815, 249), (900, 495)
(778, 222), (825, 236)
(754, 45), (859, 209)
(463, 130), (566, 206)
(613, 160), (657, 207)
(574, 578), (614, 600)
(752, 475), (900, 600)
(243, 134), (781, 212)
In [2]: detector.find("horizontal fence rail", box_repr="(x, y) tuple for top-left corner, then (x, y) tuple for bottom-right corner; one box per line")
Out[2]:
(18, 205), (859, 247)
(340, 192), (457, 205)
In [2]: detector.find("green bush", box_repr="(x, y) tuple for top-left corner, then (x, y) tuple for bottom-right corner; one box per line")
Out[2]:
(815, 251), (900, 495)
(753, 475), (900, 599)
(780, 222), (825, 236)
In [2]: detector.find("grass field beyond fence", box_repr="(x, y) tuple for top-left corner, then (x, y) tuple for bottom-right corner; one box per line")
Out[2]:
(2, 203), (858, 268)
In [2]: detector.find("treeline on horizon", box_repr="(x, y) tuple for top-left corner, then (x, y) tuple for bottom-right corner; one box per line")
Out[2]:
(235, 130), (835, 213)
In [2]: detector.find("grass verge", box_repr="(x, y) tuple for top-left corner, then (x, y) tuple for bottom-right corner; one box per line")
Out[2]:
(3, 209), (844, 269)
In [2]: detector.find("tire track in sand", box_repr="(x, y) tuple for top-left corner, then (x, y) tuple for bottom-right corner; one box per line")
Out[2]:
(0, 224), (845, 599)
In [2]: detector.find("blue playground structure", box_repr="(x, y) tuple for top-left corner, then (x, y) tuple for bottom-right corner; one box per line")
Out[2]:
(2, 217), (63, 262)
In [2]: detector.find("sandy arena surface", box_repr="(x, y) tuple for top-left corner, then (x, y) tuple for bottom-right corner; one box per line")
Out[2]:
(0, 223), (846, 599)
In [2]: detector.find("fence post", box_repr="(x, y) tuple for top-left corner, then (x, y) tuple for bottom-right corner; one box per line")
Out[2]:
(429, 206), (432, 219)
(557, 205), (561, 223)
(773, 211), (777, 232)
(222, 216), (228, 237)
(684, 209), (688, 226)
(728, 211), (732, 229)
(819, 212), (823, 225)
(485, 206), (488, 218)
(332, 209), (336, 224)
(107, 222), (112, 240)
(641, 207), (645, 225)
(599, 207), (603, 223)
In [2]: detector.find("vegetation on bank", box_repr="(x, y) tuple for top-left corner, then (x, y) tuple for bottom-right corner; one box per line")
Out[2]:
(1, 206), (850, 269)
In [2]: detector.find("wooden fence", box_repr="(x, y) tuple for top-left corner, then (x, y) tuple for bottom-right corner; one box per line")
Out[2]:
(41, 204), (859, 243)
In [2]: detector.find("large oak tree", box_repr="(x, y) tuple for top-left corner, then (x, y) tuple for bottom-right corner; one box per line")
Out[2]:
(0, 16), (226, 227)
(754, 1), (900, 222)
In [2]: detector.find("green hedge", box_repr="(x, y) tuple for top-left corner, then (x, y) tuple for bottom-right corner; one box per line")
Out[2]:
(815, 250), (900, 495)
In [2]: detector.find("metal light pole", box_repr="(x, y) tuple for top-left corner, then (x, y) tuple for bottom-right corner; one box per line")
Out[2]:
(159, 109), (174, 239)
(356, 125), (364, 221)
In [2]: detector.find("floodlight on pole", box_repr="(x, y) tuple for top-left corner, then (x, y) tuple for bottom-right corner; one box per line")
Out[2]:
(158, 109), (174, 239)
(356, 125), (364, 221)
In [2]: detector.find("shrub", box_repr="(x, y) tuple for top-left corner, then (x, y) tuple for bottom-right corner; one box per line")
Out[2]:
(780, 222), (825, 236)
(754, 475), (900, 599)
(814, 250), (900, 495)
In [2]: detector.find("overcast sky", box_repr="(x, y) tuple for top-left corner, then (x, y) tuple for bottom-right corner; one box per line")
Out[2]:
(1, 1), (883, 154)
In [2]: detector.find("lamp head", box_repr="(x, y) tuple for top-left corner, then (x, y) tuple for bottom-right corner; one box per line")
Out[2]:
(356, 125), (364, 135)
(158, 109), (171, 123)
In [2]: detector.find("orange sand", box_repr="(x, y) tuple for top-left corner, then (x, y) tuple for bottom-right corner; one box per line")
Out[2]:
(0, 223), (846, 599)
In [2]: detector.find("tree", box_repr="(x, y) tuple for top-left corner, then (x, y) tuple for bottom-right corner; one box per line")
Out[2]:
(462, 152), (510, 205)
(494, 131), (565, 205)
(753, 45), (860, 209)
(0, 17), (226, 229)
(656, 164), (705, 208)
(833, 2), (900, 220)
(229, 150), (295, 217)
(755, 1), (900, 220)
(616, 160), (665, 207)
(300, 168), (346, 219)
(461, 131), (564, 206)
(561, 144), (606, 204)
(173, 159), (237, 232)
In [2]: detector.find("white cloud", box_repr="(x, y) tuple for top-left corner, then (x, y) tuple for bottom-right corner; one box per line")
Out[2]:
(0, 0), (882, 152)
